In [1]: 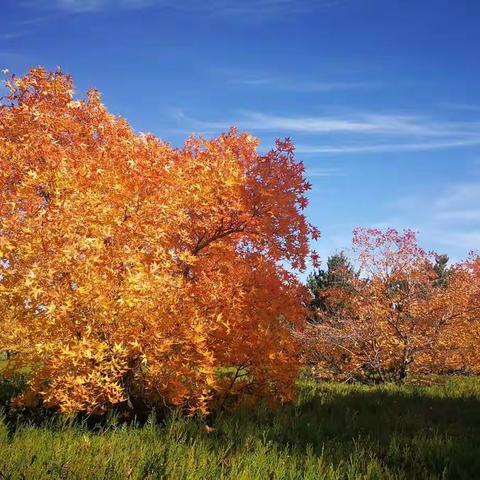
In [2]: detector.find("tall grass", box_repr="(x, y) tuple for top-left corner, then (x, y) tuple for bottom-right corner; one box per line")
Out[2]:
(0, 377), (479, 479)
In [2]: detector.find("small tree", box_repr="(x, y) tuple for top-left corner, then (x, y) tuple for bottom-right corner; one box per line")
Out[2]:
(307, 252), (356, 320)
(432, 253), (450, 288)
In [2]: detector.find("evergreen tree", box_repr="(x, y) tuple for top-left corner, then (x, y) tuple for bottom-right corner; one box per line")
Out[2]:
(307, 252), (356, 322)
(433, 254), (450, 288)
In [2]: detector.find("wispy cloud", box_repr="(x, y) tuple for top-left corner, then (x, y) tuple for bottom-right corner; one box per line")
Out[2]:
(438, 231), (480, 250)
(173, 110), (480, 154)
(244, 112), (480, 136)
(0, 51), (26, 64)
(296, 138), (480, 154)
(305, 167), (342, 177)
(210, 66), (379, 92)
(5, 8), (75, 41)
(308, 178), (480, 267)
(28, 0), (342, 15)
(2, 31), (29, 40)
(434, 183), (480, 222)
(233, 78), (379, 93)
(51, 0), (151, 12)
(386, 178), (480, 257)
(15, 15), (55, 26)
(440, 102), (480, 112)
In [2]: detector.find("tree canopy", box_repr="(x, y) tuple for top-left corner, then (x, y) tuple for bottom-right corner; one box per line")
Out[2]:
(0, 68), (319, 414)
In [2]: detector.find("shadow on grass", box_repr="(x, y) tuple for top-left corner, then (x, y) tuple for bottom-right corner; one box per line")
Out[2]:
(1, 374), (479, 479)
(215, 380), (480, 478)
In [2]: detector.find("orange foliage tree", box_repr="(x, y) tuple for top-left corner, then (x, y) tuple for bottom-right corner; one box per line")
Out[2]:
(303, 228), (480, 382)
(0, 68), (319, 414)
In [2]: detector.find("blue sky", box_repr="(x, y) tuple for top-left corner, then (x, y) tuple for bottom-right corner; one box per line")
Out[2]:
(2, 0), (480, 269)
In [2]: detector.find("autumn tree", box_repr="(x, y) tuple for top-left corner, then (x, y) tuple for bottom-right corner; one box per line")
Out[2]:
(0, 68), (319, 414)
(302, 229), (480, 382)
(418, 253), (480, 374)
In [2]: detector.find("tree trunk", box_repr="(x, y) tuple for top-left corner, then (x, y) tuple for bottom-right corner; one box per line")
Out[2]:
(398, 345), (411, 382)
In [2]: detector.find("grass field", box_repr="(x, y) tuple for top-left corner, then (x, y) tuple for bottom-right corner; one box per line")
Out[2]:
(0, 376), (479, 479)
(0, 378), (480, 480)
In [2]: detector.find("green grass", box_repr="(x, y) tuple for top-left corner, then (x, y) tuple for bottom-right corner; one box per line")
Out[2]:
(0, 376), (479, 479)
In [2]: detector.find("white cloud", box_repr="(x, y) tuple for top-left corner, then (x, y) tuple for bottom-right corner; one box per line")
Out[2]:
(175, 110), (480, 137)
(30, 0), (342, 15)
(2, 31), (29, 40)
(433, 183), (480, 223)
(385, 179), (480, 258)
(435, 210), (480, 222)
(305, 167), (342, 178)
(0, 51), (26, 64)
(173, 110), (480, 154)
(440, 102), (480, 112)
(296, 138), (480, 154)
(439, 231), (480, 250)
(233, 78), (380, 92)
(435, 183), (480, 209)
(43, 0), (153, 12)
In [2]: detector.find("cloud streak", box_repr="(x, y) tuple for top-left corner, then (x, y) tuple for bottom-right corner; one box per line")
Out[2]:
(386, 179), (480, 257)
(26, 0), (152, 13)
(233, 78), (379, 92)
(433, 183), (480, 222)
(176, 110), (480, 137)
(2, 31), (29, 40)
(29, 0), (342, 15)
(305, 167), (342, 177)
(440, 102), (480, 112)
(173, 110), (480, 154)
(296, 138), (480, 154)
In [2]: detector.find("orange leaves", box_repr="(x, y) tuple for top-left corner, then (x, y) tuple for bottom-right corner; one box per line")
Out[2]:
(0, 67), (316, 414)
(304, 229), (480, 382)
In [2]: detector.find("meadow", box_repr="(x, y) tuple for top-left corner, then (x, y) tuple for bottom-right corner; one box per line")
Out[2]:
(0, 375), (479, 480)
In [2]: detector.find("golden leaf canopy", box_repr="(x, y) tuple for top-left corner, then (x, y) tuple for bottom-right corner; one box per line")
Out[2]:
(0, 68), (317, 414)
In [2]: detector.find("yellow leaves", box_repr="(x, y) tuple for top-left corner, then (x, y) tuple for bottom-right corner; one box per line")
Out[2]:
(60, 346), (75, 357)
(30, 287), (44, 302)
(62, 244), (78, 257)
(117, 296), (138, 308)
(31, 108), (42, 121)
(177, 250), (197, 265)
(0, 67), (315, 416)
(67, 100), (81, 109)
(26, 169), (39, 180)
(112, 342), (125, 355)
(24, 270), (36, 287)
(45, 300), (57, 313)
(80, 237), (102, 249)
(150, 261), (162, 274)
(224, 176), (239, 188)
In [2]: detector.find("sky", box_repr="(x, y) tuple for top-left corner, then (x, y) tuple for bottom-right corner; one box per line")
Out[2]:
(1, 0), (480, 271)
